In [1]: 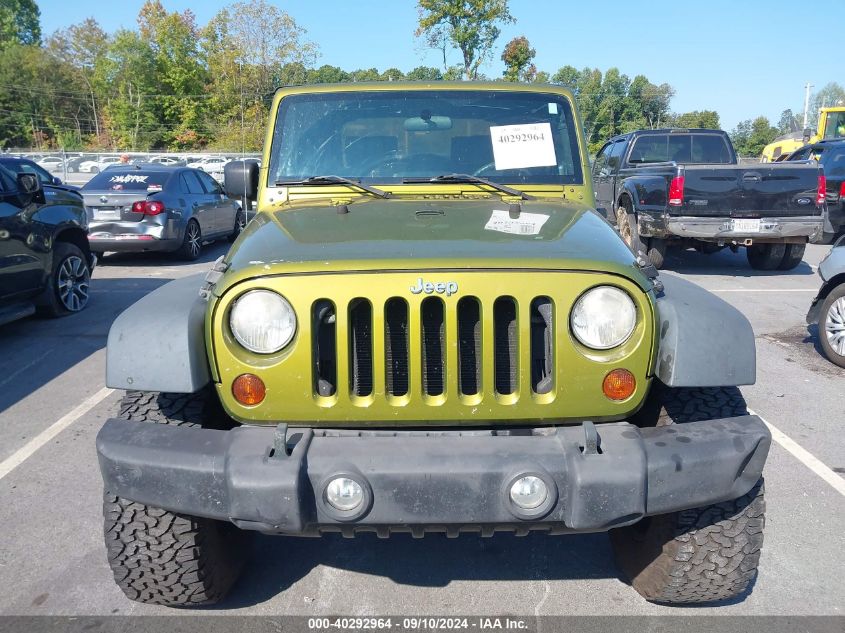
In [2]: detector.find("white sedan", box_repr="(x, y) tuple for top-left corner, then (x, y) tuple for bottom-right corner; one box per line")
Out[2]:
(186, 156), (231, 172)
(79, 156), (122, 173)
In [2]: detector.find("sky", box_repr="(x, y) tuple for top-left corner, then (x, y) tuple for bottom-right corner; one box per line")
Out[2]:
(35, 0), (842, 131)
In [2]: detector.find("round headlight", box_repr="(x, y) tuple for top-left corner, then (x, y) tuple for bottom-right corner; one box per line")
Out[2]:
(570, 286), (636, 350)
(229, 290), (296, 354)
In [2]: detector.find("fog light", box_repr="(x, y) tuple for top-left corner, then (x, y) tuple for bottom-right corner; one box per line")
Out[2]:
(325, 477), (364, 511)
(509, 475), (548, 510)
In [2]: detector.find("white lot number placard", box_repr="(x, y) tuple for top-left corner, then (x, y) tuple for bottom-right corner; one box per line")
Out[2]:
(484, 210), (550, 236)
(490, 122), (556, 171)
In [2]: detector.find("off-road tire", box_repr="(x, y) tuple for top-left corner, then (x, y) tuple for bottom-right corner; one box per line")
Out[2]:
(616, 203), (644, 256)
(645, 237), (666, 269)
(777, 243), (806, 271)
(746, 243), (786, 270)
(612, 386), (765, 604)
(818, 284), (845, 368)
(38, 242), (91, 317)
(178, 219), (202, 261)
(103, 389), (247, 606)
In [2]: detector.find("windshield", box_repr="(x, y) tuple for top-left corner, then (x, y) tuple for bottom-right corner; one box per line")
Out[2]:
(268, 90), (583, 186)
(823, 111), (845, 140)
(84, 170), (172, 192)
(628, 133), (733, 164)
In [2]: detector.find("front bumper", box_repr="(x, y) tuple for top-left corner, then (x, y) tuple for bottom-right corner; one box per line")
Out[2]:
(96, 416), (770, 536)
(665, 215), (823, 242)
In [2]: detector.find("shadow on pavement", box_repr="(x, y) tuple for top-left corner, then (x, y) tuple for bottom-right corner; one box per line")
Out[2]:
(95, 241), (229, 267)
(0, 277), (170, 415)
(216, 531), (625, 609)
(661, 247), (815, 277)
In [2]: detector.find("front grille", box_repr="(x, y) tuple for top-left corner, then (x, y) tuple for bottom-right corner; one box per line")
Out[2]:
(312, 293), (558, 402)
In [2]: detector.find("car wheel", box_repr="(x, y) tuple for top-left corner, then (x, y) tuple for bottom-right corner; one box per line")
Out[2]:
(228, 210), (246, 242)
(179, 220), (202, 261)
(644, 237), (666, 269)
(746, 243), (786, 270)
(612, 385), (765, 604)
(39, 242), (91, 317)
(777, 243), (806, 270)
(103, 389), (248, 606)
(819, 284), (845, 368)
(616, 203), (644, 256)
(90, 166), (99, 174)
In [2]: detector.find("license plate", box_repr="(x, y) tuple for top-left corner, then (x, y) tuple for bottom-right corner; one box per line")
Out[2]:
(732, 219), (760, 232)
(94, 207), (119, 220)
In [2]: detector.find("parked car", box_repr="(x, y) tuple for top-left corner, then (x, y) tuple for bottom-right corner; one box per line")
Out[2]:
(0, 157), (78, 190)
(65, 154), (91, 173)
(786, 139), (845, 241)
(82, 164), (244, 260)
(807, 236), (845, 367)
(148, 155), (185, 167)
(0, 165), (94, 325)
(37, 155), (65, 171)
(79, 156), (121, 173)
(96, 82), (770, 608)
(592, 128), (824, 269)
(187, 156), (231, 172)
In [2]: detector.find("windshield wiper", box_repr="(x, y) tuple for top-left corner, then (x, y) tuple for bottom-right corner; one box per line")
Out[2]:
(402, 173), (535, 200)
(274, 175), (391, 199)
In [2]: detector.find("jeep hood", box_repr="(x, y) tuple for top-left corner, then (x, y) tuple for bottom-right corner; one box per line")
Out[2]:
(218, 198), (648, 294)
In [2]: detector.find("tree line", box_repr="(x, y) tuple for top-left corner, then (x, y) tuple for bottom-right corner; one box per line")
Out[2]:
(0, 0), (840, 156)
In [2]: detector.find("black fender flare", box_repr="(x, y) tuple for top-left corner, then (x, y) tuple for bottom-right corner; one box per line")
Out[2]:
(654, 273), (756, 387)
(106, 274), (210, 393)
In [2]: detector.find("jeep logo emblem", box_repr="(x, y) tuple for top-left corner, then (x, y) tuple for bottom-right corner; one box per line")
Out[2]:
(410, 278), (459, 297)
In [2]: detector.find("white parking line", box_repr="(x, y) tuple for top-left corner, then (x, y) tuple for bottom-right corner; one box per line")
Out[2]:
(0, 387), (114, 481)
(749, 408), (845, 496)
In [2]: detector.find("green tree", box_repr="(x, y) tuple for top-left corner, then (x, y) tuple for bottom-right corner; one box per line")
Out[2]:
(406, 65), (443, 81)
(809, 82), (845, 128)
(731, 116), (777, 157)
(777, 108), (800, 134)
(501, 35), (535, 82)
(0, 0), (40, 49)
(416, 0), (513, 80)
(670, 110), (720, 129)
(307, 65), (348, 83)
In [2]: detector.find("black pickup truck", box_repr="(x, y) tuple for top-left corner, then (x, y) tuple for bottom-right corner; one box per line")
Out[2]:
(592, 128), (825, 269)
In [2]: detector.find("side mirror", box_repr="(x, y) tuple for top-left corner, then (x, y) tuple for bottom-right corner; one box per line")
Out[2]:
(224, 160), (259, 202)
(18, 172), (41, 194)
(52, 176), (62, 185)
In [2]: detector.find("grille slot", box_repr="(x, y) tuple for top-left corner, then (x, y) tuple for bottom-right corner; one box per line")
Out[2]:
(530, 297), (554, 394)
(493, 297), (518, 395)
(420, 298), (445, 396)
(384, 298), (409, 397)
(348, 299), (373, 397)
(312, 300), (337, 397)
(457, 297), (481, 395)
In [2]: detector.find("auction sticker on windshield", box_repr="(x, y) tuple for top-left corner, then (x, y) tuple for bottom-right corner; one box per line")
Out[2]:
(490, 122), (556, 170)
(484, 209), (550, 236)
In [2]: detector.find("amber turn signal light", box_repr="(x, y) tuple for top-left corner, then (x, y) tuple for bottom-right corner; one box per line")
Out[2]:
(602, 369), (636, 401)
(232, 373), (266, 405)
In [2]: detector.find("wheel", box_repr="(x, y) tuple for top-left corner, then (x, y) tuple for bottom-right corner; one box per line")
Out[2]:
(228, 209), (246, 242)
(746, 243), (786, 270)
(103, 389), (248, 606)
(644, 237), (666, 269)
(90, 166), (99, 174)
(39, 242), (91, 317)
(612, 386), (765, 604)
(616, 202), (644, 256)
(777, 243), (806, 270)
(178, 220), (202, 260)
(818, 284), (845, 368)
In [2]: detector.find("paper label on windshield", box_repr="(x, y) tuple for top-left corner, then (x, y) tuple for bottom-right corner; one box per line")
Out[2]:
(490, 122), (556, 170)
(484, 210), (549, 236)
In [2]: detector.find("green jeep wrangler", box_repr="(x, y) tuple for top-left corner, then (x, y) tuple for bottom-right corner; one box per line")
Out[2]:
(97, 83), (769, 607)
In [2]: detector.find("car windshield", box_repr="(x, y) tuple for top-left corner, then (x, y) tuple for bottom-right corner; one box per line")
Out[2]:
(84, 170), (172, 191)
(267, 89), (583, 186)
(823, 111), (845, 140)
(628, 133), (733, 164)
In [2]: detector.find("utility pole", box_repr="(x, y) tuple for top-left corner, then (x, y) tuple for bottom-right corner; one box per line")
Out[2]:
(803, 82), (814, 129)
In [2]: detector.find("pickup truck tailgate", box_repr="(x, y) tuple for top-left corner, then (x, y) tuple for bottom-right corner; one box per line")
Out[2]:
(681, 163), (820, 217)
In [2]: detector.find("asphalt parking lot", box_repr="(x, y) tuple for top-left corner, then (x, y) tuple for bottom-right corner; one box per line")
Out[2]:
(0, 242), (842, 617)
